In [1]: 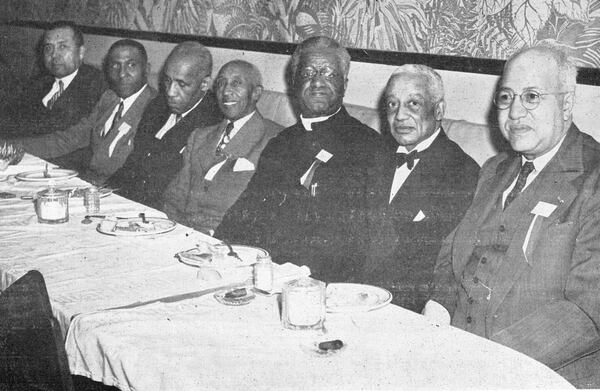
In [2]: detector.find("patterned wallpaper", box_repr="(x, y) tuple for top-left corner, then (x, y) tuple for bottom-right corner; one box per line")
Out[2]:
(3, 0), (600, 68)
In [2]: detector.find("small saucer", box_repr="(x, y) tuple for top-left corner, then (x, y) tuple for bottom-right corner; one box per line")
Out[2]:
(214, 288), (255, 306)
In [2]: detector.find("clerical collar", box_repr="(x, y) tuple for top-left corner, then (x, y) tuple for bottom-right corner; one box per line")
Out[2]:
(300, 107), (341, 131)
(55, 68), (79, 90)
(395, 127), (441, 154)
(520, 132), (567, 172)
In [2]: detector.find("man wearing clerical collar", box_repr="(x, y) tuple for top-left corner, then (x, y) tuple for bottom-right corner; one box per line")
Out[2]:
(427, 43), (600, 387)
(216, 36), (383, 283)
(361, 65), (479, 313)
(107, 41), (222, 210)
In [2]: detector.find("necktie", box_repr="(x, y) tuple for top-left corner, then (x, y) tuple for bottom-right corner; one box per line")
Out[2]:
(175, 114), (182, 124)
(504, 161), (535, 209)
(104, 101), (124, 139)
(216, 122), (234, 155)
(396, 150), (420, 170)
(47, 80), (64, 110)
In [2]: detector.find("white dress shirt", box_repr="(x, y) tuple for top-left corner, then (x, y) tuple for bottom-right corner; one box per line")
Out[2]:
(103, 84), (148, 136)
(501, 133), (567, 206)
(216, 110), (256, 145)
(389, 128), (441, 203)
(42, 68), (79, 107)
(154, 94), (205, 140)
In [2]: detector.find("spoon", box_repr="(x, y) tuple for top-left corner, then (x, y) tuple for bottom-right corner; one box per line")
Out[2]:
(139, 212), (149, 224)
(81, 215), (128, 224)
(43, 163), (50, 178)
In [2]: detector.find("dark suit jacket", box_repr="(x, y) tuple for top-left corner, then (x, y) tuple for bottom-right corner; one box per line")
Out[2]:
(1, 64), (106, 137)
(107, 92), (222, 210)
(362, 129), (479, 312)
(216, 107), (384, 282)
(19, 85), (157, 183)
(163, 111), (282, 233)
(432, 124), (600, 386)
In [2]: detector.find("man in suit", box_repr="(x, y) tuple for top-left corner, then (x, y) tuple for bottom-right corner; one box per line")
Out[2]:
(0, 21), (106, 138)
(107, 41), (222, 210)
(163, 60), (281, 234)
(427, 43), (600, 387)
(216, 37), (383, 282)
(361, 65), (479, 313)
(14, 39), (156, 184)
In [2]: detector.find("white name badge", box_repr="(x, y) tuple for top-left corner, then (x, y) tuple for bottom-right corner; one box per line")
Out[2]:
(531, 201), (557, 217)
(315, 149), (332, 163)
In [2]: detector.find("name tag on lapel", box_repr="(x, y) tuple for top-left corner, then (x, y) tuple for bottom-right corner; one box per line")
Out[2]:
(413, 210), (426, 222)
(522, 201), (558, 263)
(108, 123), (132, 157)
(315, 149), (333, 163)
(530, 201), (557, 217)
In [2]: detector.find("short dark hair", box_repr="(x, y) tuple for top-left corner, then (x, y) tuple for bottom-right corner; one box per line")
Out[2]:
(290, 36), (351, 80)
(108, 39), (148, 65)
(44, 20), (84, 47)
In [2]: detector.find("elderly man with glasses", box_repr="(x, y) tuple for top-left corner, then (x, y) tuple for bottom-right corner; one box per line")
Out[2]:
(426, 43), (600, 387)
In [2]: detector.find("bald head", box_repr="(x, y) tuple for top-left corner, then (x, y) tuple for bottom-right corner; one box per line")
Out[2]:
(163, 41), (213, 114)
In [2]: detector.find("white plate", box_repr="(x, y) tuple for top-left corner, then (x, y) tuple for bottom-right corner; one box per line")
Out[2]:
(177, 245), (267, 269)
(16, 169), (78, 182)
(326, 283), (392, 313)
(97, 217), (177, 236)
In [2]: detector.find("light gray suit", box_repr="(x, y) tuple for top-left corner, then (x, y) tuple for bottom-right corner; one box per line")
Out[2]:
(19, 85), (157, 182)
(163, 111), (282, 233)
(432, 124), (600, 387)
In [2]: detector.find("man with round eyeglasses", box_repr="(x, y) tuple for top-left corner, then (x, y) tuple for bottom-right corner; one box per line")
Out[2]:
(427, 42), (600, 387)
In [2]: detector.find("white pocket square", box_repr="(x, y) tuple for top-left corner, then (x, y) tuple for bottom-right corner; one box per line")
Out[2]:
(233, 157), (255, 172)
(413, 210), (426, 222)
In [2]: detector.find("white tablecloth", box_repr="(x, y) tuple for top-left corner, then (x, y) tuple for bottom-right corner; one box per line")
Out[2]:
(0, 155), (574, 390)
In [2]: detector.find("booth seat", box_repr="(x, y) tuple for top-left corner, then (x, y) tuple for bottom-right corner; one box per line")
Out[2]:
(256, 89), (504, 166)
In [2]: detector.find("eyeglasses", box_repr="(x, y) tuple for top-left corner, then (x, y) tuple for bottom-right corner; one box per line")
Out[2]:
(493, 87), (571, 110)
(298, 66), (338, 80)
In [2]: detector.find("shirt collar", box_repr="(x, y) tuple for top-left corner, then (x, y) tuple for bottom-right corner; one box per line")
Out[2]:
(521, 132), (567, 171)
(226, 110), (256, 140)
(55, 68), (79, 90)
(300, 107), (341, 131)
(176, 92), (205, 119)
(395, 127), (441, 154)
(119, 84), (147, 114)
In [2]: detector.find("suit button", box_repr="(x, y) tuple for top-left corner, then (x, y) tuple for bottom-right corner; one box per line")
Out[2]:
(466, 316), (472, 323)
(473, 277), (479, 284)
(480, 257), (487, 264)
(499, 225), (506, 232)
(468, 297), (474, 304)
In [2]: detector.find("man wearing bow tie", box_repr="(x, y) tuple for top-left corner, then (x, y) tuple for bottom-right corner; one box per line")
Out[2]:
(13, 39), (156, 184)
(216, 36), (383, 282)
(163, 60), (281, 234)
(361, 65), (479, 312)
(427, 44), (600, 387)
(1, 21), (106, 139)
(107, 41), (222, 210)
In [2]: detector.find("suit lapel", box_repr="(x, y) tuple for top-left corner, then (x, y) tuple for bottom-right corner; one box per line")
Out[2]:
(487, 127), (585, 316)
(224, 112), (266, 158)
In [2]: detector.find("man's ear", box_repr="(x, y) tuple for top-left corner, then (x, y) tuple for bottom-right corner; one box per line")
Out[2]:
(200, 76), (211, 92)
(562, 91), (574, 121)
(252, 85), (263, 102)
(79, 45), (86, 62)
(434, 100), (445, 121)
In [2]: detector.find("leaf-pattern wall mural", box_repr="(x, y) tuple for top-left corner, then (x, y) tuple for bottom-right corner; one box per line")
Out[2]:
(3, 0), (600, 67)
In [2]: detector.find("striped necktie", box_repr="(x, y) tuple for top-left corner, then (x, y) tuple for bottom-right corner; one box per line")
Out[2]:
(215, 122), (234, 155)
(47, 80), (64, 109)
(504, 161), (535, 209)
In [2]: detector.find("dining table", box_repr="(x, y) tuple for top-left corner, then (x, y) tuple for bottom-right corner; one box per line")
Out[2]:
(0, 154), (574, 390)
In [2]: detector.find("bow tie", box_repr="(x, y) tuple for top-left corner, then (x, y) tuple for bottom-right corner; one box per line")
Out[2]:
(396, 150), (420, 170)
